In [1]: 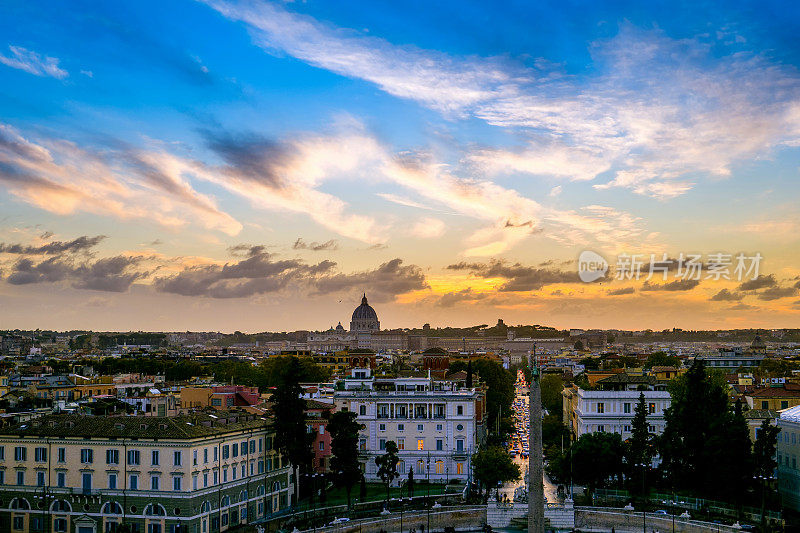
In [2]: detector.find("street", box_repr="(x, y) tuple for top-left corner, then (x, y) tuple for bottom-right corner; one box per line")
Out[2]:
(499, 370), (562, 504)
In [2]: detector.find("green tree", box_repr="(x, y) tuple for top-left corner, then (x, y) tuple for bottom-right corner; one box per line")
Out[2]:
(626, 393), (652, 494)
(359, 473), (367, 501)
(375, 441), (400, 506)
(753, 419), (781, 523)
(540, 374), (564, 417)
(570, 432), (625, 496)
(574, 340), (584, 351)
(471, 446), (521, 499)
(328, 410), (362, 508)
(272, 357), (315, 505)
(643, 351), (680, 369)
(407, 469), (415, 497)
(659, 359), (751, 502)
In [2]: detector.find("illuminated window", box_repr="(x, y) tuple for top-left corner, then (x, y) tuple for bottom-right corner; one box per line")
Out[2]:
(435, 461), (444, 474)
(417, 439), (424, 450)
(456, 462), (463, 475)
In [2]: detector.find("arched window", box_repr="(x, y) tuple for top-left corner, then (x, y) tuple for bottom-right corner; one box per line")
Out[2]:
(271, 481), (281, 492)
(10, 498), (30, 510)
(221, 496), (230, 507)
(52, 500), (72, 513)
(435, 461), (444, 474)
(200, 501), (212, 513)
(144, 503), (166, 516)
(256, 485), (265, 496)
(239, 490), (248, 502)
(102, 502), (122, 515)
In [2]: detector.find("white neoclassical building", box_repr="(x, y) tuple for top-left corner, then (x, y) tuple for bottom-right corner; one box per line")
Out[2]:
(334, 368), (487, 484)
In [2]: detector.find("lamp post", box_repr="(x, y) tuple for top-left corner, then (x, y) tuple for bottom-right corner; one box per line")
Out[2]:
(635, 462), (647, 533)
(399, 498), (405, 533)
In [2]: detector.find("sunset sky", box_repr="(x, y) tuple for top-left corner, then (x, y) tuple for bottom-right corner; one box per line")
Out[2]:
(1, 0), (799, 332)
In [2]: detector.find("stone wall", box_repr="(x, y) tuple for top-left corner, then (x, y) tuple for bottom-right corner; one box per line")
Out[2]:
(485, 499), (575, 530)
(576, 507), (744, 533)
(302, 506), (487, 533)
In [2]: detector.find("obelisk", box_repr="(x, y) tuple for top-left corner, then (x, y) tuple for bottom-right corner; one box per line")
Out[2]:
(528, 347), (544, 533)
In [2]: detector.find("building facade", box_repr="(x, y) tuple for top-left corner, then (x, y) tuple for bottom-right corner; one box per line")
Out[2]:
(562, 386), (671, 440)
(778, 405), (800, 512)
(334, 369), (486, 484)
(0, 412), (292, 533)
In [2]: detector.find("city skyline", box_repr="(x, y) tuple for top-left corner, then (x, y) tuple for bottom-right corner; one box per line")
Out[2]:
(1, 0), (800, 332)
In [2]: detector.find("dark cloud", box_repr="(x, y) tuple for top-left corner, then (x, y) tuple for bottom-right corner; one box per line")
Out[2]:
(437, 288), (486, 308)
(203, 130), (290, 189)
(607, 287), (635, 296)
(228, 244), (268, 257)
(5, 254), (146, 292)
(757, 286), (799, 301)
(313, 259), (428, 303)
(710, 288), (743, 301)
(293, 238), (339, 251)
(447, 259), (580, 291)
(153, 249), (336, 298)
(738, 274), (777, 291)
(729, 302), (756, 311)
(0, 235), (106, 255)
(641, 279), (700, 291)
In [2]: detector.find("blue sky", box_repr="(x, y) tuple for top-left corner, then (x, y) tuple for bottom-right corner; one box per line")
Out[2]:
(0, 0), (799, 331)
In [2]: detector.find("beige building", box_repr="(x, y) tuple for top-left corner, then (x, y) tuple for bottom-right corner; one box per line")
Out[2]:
(0, 411), (292, 533)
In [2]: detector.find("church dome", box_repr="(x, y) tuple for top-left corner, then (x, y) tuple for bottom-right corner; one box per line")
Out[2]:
(350, 294), (380, 333)
(352, 294), (378, 322)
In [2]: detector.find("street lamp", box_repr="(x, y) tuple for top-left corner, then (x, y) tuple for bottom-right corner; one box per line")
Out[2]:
(635, 462), (648, 533)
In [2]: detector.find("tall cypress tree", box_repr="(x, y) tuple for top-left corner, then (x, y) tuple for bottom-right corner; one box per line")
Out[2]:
(626, 392), (651, 494)
(328, 410), (363, 508)
(272, 357), (314, 505)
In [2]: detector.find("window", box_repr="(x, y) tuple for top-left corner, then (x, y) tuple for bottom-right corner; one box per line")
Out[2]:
(193, 475), (198, 490)
(152, 450), (160, 466)
(598, 425), (605, 432)
(397, 438), (405, 450)
(359, 439), (367, 451)
(623, 425), (631, 432)
(648, 403), (656, 414)
(233, 443), (238, 457)
(57, 472), (65, 487)
(107, 449), (119, 465)
(417, 439), (424, 450)
(16, 471), (24, 485)
(222, 445), (229, 459)
(14, 446), (26, 461)
(317, 426), (324, 436)
(173, 476), (182, 491)
(34, 447), (47, 462)
(151, 476), (160, 491)
(456, 462), (463, 475)
(37, 471), (45, 486)
(13, 516), (23, 531)
(623, 403), (631, 414)
(379, 424), (386, 431)
(127, 450), (140, 466)
(223, 468), (228, 482)
(398, 424), (404, 431)
(597, 403), (605, 414)
(782, 401), (789, 409)
(130, 475), (139, 490)
(359, 405), (366, 416)
(57, 447), (65, 462)
(436, 439), (443, 451)
(109, 473), (117, 489)
(436, 461), (444, 474)
(173, 451), (182, 466)
(81, 449), (93, 464)
(457, 405), (463, 415)
(456, 423), (464, 431)
(417, 424), (424, 432)
(54, 518), (67, 532)
(436, 424), (443, 431)
(762, 401), (769, 410)
(82, 473), (92, 493)
(379, 439), (386, 451)
(0, 470), (4, 484)
(193, 450), (198, 465)
(319, 442), (325, 451)
(203, 472), (208, 487)
(203, 448), (208, 463)
(456, 439), (464, 451)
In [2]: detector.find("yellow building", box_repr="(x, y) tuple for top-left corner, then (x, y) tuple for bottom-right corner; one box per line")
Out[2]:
(0, 411), (292, 533)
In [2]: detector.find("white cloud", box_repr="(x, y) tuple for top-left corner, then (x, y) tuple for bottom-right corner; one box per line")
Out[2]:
(0, 45), (68, 79)
(206, 2), (800, 199)
(410, 217), (446, 239)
